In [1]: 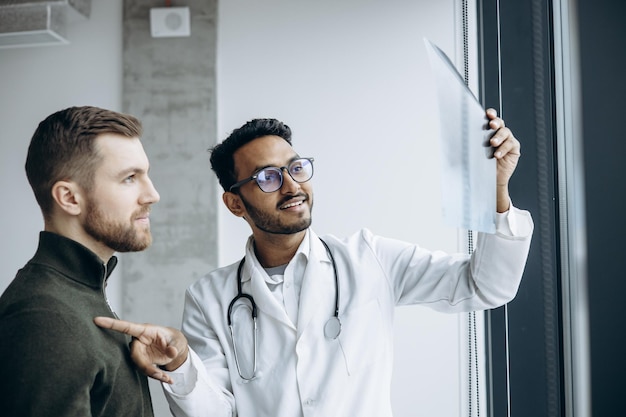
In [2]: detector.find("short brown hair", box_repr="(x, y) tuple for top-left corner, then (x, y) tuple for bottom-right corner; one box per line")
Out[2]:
(25, 106), (143, 219)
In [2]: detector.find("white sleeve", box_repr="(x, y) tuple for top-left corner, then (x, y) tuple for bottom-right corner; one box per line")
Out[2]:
(494, 203), (534, 238)
(469, 203), (534, 307)
(364, 202), (533, 312)
(161, 347), (235, 417)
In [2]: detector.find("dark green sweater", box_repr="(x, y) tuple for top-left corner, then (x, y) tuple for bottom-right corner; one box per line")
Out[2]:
(0, 232), (154, 417)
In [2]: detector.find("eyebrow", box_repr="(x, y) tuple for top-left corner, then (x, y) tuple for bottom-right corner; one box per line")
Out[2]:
(250, 155), (301, 173)
(116, 166), (148, 178)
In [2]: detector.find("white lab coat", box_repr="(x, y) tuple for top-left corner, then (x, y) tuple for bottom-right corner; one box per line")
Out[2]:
(163, 207), (533, 417)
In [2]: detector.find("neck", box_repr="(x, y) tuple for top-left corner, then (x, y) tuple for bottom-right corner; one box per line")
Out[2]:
(45, 221), (114, 263)
(252, 230), (306, 268)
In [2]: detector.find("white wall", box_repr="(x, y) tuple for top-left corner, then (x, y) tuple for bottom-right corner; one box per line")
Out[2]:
(216, 1), (480, 416)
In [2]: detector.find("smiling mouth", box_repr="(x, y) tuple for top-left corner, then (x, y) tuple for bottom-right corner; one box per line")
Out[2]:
(280, 200), (304, 210)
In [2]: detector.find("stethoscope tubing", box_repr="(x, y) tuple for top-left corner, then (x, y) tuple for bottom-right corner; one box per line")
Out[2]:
(227, 237), (341, 380)
(228, 259), (258, 380)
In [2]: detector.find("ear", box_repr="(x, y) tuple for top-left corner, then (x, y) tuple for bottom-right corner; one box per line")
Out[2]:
(222, 192), (246, 218)
(51, 180), (83, 216)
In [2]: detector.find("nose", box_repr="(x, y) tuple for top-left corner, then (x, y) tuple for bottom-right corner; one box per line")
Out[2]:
(141, 176), (160, 204)
(279, 167), (300, 193)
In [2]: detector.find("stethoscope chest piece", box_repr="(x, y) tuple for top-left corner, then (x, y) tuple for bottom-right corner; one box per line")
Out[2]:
(324, 316), (341, 339)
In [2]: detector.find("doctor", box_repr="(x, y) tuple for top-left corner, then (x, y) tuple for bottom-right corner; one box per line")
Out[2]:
(96, 109), (533, 417)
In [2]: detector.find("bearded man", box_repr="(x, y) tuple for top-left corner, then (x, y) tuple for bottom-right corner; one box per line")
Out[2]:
(0, 106), (161, 417)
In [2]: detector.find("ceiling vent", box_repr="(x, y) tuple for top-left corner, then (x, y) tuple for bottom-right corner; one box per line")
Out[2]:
(0, 0), (91, 49)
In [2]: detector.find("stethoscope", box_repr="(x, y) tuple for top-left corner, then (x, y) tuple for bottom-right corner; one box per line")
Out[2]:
(226, 238), (341, 381)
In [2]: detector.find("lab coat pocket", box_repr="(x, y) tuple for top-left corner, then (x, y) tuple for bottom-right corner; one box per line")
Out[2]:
(338, 298), (385, 376)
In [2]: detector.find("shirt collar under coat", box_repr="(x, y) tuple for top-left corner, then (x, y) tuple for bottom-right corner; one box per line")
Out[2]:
(241, 229), (332, 284)
(241, 229), (335, 331)
(30, 231), (118, 289)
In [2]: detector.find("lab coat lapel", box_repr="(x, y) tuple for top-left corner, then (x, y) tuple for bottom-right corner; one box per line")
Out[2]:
(296, 235), (335, 340)
(245, 256), (296, 330)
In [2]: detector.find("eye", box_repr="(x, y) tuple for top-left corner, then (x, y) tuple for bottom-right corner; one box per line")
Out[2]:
(123, 174), (136, 183)
(258, 169), (280, 183)
(290, 159), (312, 181)
(290, 162), (304, 174)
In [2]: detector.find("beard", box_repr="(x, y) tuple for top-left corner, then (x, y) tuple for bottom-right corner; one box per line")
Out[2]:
(240, 193), (312, 235)
(82, 197), (153, 253)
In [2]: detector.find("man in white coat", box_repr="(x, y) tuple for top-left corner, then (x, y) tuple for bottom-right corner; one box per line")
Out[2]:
(96, 108), (533, 417)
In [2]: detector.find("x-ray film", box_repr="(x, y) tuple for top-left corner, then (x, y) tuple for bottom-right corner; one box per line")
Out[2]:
(424, 38), (496, 233)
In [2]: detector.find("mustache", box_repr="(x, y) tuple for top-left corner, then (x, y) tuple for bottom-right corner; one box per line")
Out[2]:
(134, 206), (151, 218)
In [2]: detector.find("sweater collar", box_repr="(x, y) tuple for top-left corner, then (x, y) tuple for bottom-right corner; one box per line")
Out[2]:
(31, 231), (118, 289)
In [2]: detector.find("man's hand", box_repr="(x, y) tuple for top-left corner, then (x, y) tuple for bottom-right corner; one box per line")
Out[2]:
(94, 316), (189, 384)
(486, 108), (521, 212)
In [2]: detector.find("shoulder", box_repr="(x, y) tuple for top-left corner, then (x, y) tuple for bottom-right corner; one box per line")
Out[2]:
(321, 228), (402, 253)
(187, 261), (240, 299)
(317, 228), (386, 262)
(319, 228), (376, 247)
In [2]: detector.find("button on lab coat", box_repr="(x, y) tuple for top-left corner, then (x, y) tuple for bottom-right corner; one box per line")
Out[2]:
(163, 207), (533, 417)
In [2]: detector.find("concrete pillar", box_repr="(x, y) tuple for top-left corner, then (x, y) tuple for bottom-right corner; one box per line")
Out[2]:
(121, 0), (218, 331)
(121, 2), (218, 414)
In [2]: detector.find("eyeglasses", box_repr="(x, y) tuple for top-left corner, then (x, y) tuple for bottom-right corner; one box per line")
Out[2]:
(229, 157), (314, 193)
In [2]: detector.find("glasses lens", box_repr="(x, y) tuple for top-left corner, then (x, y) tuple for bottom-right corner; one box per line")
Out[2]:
(256, 167), (283, 192)
(289, 158), (313, 183)
(253, 159), (314, 193)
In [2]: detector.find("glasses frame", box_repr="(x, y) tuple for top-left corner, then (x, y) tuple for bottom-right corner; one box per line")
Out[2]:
(229, 157), (315, 193)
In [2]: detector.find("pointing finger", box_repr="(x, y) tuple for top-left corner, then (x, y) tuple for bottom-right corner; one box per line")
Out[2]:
(94, 316), (147, 338)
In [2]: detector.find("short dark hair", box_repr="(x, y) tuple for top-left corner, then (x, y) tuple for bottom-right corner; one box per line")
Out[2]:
(25, 106), (143, 219)
(210, 118), (292, 192)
